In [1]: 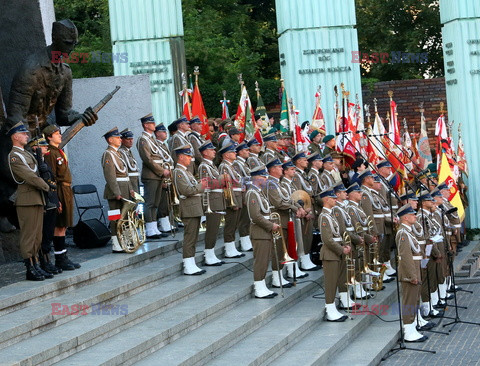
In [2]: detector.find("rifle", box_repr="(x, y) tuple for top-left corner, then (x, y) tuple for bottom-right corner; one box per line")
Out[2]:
(59, 86), (121, 149)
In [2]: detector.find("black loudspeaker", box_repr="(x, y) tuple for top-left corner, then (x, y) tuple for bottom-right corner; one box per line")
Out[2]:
(73, 219), (111, 249)
(310, 230), (323, 267)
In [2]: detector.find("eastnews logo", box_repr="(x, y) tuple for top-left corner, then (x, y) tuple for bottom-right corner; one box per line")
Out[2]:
(51, 51), (128, 64)
(51, 303), (128, 315)
(351, 51), (428, 64)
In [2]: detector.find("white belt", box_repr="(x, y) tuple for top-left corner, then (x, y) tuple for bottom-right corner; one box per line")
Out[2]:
(412, 256), (423, 261)
(116, 177), (129, 182)
(192, 193), (202, 197)
(418, 240), (426, 245)
(373, 214), (384, 218)
(346, 227), (354, 232)
(263, 215), (271, 219)
(233, 188), (242, 192)
(392, 206), (398, 209)
(446, 231), (452, 235)
(210, 189), (223, 193)
(333, 238), (342, 242)
(453, 224), (461, 228)
(153, 159), (163, 164)
(128, 172), (140, 177)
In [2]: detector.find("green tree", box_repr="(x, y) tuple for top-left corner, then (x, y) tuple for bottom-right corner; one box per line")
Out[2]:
(356, 0), (444, 82)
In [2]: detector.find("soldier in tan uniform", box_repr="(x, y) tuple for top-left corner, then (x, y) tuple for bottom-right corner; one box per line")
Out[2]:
(438, 181), (462, 254)
(137, 114), (170, 239)
(246, 165), (280, 298)
(173, 145), (206, 275)
(260, 133), (278, 164)
(218, 142), (245, 258)
(102, 127), (134, 252)
(395, 204), (428, 342)
(198, 141), (225, 266)
(8, 122), (50, 280)
(171, 116), (195, 174)
(43, 124), (80, 270)
(233, 141), (253, 252)
(153, 123), (176, 234)
(291, 151), (319, 271)
(319, 188), (350, 321)
(319, 154), (336, 190)
(119, 129), (140, 193)
(246, 137), (263, 170)
(188, 116), (205, 171)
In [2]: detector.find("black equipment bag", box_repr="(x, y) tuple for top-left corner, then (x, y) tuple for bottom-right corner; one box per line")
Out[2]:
(73, 219), (111, 249)
(310, 230), (323, 267)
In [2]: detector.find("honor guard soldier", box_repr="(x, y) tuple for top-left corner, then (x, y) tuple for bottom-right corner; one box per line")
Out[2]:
(332, 182), (362, 308)
(233, 141), (253, 252)
(102, 127), (134, 252)
(188, 116), (206, 171)
(307, 152), (324, 216)
(246, 137), (263, 170)
(260, 133), (278, 164)
(308, 129), (322, 155)
(171, 116), (195, 174)
(395, 204), (428, 343)
(321, 134), (336, 157)
(319, 154), (336, 190)
(438, 182), (462, 253)
(166, 121), (177, 155)
(137, 113), (169, 239)
(246, 165), (280, 298)
(173, 145), (206, 275)
(319, 188), (350, 322)
(30, 135), (60, 276)
(8, 122), (51, 281)
(291, 151), (319, 271)
(43, 124), (81, 270)
(281, 160), (309, 279)
(265, 158), (304, 288)
(154, 123), (176, 234)
(198, 141), (225, 266)
(119, 129), (140, 193)
(346, 183), (376, 299)
(416, 191), (444, 318)
(218, 142), (245, 258)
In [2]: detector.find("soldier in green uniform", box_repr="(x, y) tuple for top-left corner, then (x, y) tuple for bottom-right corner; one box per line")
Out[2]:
(198, 141), (225, 266)
(119, 129), (140, 193)
(246, 165), (280, 298)
(137, 114), (169, 239)
(396, 204), (428, 342)
(308, 129), (322, 155)
(8, 122), (50, 280)
(43, 124), (80, 270)
(173, 145), (206, 275)
(319, 188), (350, 322)
(321, 135), (336, 157)
(102, 127), (134, 253)
(218, 142), (245, 258)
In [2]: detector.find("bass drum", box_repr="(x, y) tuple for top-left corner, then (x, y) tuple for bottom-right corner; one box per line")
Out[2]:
(310, 230), (323, 267)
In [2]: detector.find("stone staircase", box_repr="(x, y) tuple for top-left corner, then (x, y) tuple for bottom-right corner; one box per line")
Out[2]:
(453, 240), (480, 283)
(2, 229), (443, 366)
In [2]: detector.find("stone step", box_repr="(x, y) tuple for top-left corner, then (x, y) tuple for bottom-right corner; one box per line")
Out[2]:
(326, 313), (400, 366)
(134, 271), (324, 366)
(270, 282), (398, 366)
(53, 269), (262, 366)
(0, 247), (249, 366)
(0, 233), (191, 317)
(0, 240), (229, 351)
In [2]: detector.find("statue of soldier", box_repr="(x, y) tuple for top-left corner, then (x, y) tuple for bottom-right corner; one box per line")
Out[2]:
(5, 19), (98, 134)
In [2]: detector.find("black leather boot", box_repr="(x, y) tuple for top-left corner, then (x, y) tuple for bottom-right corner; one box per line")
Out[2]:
(64, 251), (81, 269)
(55, 252), (76, 271)
(25, 258), (45, 281)
(33, 257), (54, 279)
(40, 253), (62, 274)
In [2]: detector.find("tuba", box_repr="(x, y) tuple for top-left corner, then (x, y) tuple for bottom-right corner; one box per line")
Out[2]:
(117, 192), (145, 253)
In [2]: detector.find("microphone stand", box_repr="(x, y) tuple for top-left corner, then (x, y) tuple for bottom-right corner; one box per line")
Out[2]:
(339, 133), (435, 357)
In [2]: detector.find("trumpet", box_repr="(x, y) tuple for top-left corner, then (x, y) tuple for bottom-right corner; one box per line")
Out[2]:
(203, 190), (213, 214)
(223, 173), (236, 208)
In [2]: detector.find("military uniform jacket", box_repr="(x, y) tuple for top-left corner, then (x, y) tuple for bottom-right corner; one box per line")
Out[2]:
(442, 198), (461, 228)
(360, 186), (384, 235)
(171, 131), (194, 165)
(136, 131), (165, 181)
(8, 146), (49, 206)
(319, 169), (336, 191)
(322, 145), (334, 158)
(173, 163), (204, 218)
(156, 140), (174, 165)
(346, 200), (376, 245)
(118, 145), (140, 182)
(188, 131), (205, 166)
(280, 177), (294, 196)
(380, 178), (399, 211)
(246, 153), (262, 170)
(308, 142), (322, 155)
(264, 176), (299, 229)
(319, 207), (344, 261)
(416, 209), (441, 259)
(396, 224), (422, 283)
(433, 209), (452, 248)
(292, 168), (313, 196)
(260, 148), (276, 164)
(219, 160), (243, 208)
(102, 146), (131, 200)
(246, 185), (274, 240)
(233, 156), (251, 205)
(332, 201), (362, 248)
(198, 159), (226, 212)
(375, 189), (393, 235)
(307, 168), (323, 205)
(44, 145), (72, 184)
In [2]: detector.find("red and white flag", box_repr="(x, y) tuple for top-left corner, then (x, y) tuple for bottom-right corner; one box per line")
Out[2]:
(108, 209), (121, 221)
